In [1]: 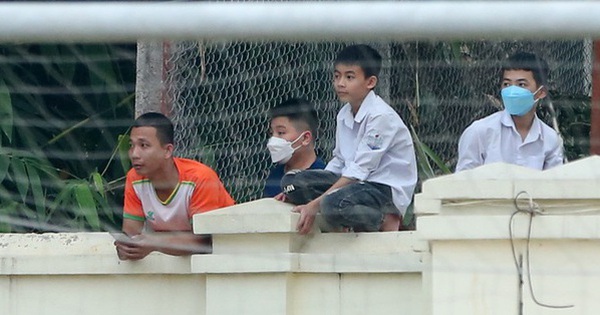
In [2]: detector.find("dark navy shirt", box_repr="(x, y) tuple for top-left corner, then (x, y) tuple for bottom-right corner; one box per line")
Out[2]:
(262, 158), (326, 198)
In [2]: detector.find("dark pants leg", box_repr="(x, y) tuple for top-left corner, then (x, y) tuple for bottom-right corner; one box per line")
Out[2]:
(320, 181), (396, 232)
(280, 169), (340, 205)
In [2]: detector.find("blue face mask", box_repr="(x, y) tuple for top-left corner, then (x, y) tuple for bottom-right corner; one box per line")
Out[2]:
(501, 85), (543, 116)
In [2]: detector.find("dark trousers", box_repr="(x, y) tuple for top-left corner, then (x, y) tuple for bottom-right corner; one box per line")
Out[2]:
(281, 169), (396, 232)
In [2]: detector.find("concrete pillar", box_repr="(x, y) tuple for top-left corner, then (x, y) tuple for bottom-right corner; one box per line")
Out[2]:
(415, 157), (600, 315)
(135, 41), (166, 117)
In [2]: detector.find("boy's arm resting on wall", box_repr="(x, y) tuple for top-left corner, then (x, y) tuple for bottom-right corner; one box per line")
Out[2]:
(131, 232), (211, 257)
(115, 218), (211, 260)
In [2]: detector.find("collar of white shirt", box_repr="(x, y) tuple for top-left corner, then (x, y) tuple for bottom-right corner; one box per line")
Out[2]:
(342, 90), (377, 128)
(499, 109), (544, 144)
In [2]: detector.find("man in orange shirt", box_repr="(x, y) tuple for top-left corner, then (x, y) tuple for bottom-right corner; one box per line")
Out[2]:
(114, 112), (234, 260)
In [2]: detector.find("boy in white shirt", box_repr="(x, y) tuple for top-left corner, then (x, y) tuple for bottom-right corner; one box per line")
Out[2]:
(456, 52), (563, 172)
(282, 44), (417, 234)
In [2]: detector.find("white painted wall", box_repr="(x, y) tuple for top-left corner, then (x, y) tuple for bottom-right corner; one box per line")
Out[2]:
(0, 200), (427, 315)
(4, 156), (600, 314)
(0, 233), (206, 315)
(416, 156), (600, 315)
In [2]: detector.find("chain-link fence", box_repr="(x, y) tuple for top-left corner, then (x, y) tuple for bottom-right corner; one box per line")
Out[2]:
(165, 40), (593, 202)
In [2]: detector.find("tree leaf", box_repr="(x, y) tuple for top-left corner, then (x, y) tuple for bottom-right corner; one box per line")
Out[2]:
(0, 201), (17, 233)
(421, 143), (452, 174)
(25, 162), (46, 221)
(10, 157), (28, 203)
(0, 153), (10, 184)
(22, 156), (60, 182)
(74, 182), (100, 230)
(47, 181), (76, 220)
(117, 134), (131, 173)
(91, 171), (105, 198)
(410, 125), (435, 180)
(0, 78), (13, 143)
(93, 189), (114, 224)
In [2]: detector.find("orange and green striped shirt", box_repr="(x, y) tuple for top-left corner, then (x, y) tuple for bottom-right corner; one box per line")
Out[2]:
(123, 158), (234, 231)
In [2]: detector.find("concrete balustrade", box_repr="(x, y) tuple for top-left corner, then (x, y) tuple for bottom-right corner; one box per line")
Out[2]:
(4, 156), (600, 314)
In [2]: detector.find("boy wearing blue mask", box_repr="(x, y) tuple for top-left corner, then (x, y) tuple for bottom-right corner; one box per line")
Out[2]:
(456, 52), (564, 172)
(263, 98), (326, 198)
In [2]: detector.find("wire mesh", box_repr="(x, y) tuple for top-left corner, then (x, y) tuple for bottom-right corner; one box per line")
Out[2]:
(164, 39), (593, 202)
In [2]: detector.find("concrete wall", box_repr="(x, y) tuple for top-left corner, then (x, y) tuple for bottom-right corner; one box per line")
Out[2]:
(0, 233), (205, 315)
(193, 200), (428, 315)
(4, 156), (600, 314)
(416, 156), (600, 315)
(0, 200), (427, 315)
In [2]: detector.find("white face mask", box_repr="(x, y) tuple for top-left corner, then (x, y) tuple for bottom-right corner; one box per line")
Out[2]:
(266, 132), (306, 164)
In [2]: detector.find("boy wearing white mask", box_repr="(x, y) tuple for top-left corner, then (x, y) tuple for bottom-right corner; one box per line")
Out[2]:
(456, 52), (564, 172)
(263, 98), (325, 198)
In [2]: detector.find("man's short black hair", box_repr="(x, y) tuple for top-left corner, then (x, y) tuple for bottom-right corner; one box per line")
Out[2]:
(502, 52), (549, 87)
(269, 98), (319, 137)
(334, 44), (382, 78)
(132, 112), (174, 145)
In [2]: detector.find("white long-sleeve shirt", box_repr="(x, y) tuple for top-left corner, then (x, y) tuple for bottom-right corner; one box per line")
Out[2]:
(456, 110), (563, 172)
(325, 91), (417, 215)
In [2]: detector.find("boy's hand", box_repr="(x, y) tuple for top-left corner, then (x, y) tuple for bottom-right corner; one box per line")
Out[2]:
(114, 234), (154, 261)
(293, 201), (320, 235)
(274, 192), (287, 202)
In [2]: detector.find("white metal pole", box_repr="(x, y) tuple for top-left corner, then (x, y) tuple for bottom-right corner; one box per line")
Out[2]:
(1, 1), (600, 43)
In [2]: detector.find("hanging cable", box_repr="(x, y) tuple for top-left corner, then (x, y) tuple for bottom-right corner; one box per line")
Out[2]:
(509, 191), (574, 309)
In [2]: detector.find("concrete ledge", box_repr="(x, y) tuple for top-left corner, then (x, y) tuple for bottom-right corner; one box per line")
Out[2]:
(419, 157), (600, 202)
(418, 215), (600, 240)
(193, 231), (427, 274)
(0, 233), (193, 275)
(300, 231), (429, 253)
(193, 199), (300, 234)
(192, 253), (424, 274)
(421, 163), (536, 200)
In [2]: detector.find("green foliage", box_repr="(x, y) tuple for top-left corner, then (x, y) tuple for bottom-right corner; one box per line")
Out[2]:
(549, 94), (591, 161)
(0, 78), (13, 141)
(411, 125), (451, 182)
(0, 44), (135, 233)
(402, 125), (453, 230)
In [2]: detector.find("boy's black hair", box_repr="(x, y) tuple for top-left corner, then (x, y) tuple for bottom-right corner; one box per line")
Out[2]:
(334, 44), (382, 78)
(269, 98), (319, 138)
(502, 52), (549, 87)
(132, 112), (174, 145)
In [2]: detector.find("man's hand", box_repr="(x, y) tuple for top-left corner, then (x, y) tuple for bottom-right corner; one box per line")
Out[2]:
(293, 200), (320, 235)
(114, 234), (154, 261)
